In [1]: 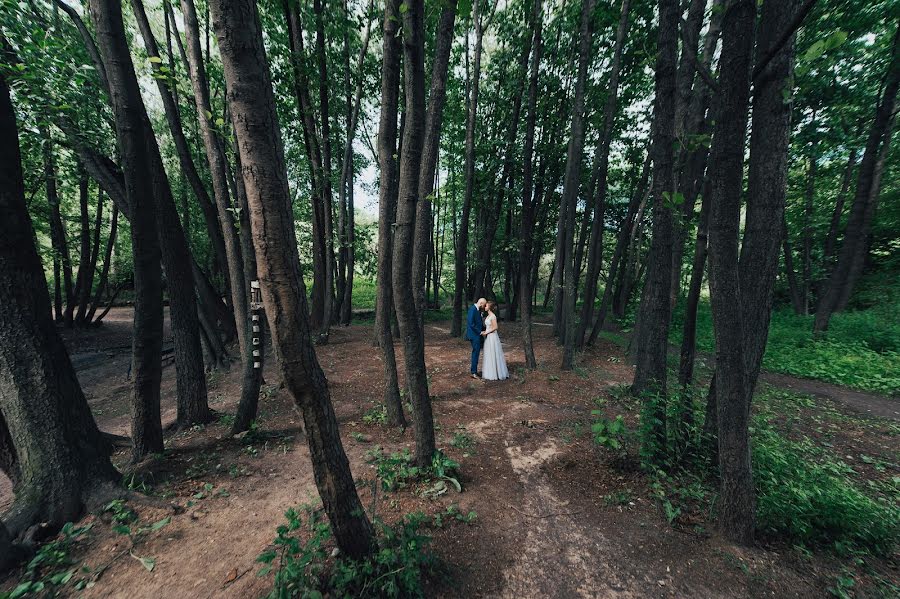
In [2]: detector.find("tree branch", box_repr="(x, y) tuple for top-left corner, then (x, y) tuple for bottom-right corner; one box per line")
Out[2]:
(752, 0), (818, 80)
(678, 17), (720, 94)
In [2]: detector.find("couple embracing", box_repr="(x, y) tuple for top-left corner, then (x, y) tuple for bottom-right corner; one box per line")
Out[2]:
(465, 298), (509, 381)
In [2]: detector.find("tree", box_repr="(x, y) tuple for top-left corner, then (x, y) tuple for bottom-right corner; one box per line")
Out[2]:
(393, 0), (437, 468)
(452, 0), (486, 338)
(89, 0), (167, 461)
(630, 0), (679, 459)
(705, 0), (756, 544)
(374, 0), (407, 429)
(519, 0), (544, 369)
(560, 0), (596, 369)
(577, 0), (631, 351)
(0, 53), (118, 564)
(208, 0), (375, 558)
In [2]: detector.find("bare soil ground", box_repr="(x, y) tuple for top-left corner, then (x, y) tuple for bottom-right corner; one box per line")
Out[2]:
(1, 308), (897, 597)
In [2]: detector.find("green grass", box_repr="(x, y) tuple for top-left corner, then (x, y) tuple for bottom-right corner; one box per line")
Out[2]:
(671, 299), (900, 395)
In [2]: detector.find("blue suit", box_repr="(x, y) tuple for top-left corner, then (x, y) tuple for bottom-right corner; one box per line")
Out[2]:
(465, 304), (485, 374)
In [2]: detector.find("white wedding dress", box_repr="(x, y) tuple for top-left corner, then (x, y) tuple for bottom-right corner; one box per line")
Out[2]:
(482, 314), (509, 381)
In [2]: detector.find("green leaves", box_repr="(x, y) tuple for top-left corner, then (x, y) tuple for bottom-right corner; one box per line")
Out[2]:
(797, 29), (849, 77)
(130, 552), (156, 572)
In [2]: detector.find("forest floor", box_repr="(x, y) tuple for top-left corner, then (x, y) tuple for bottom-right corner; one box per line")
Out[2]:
(1, 307), (897, 598)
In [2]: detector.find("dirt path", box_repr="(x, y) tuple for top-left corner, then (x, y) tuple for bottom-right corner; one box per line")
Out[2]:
(2, 313), (895, 597)
(759, 371), (898, 420)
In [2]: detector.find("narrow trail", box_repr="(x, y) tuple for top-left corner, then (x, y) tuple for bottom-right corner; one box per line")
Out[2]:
(759, 371), (898, 420)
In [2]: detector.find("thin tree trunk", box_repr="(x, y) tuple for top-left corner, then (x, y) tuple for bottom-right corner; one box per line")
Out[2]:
(578, 0), (631, 349)
(313, 0), (337, 338)
(414, 0), (458, 318)
(452, 0), (484, 338)
(801, 132), (816, 314)
(560, 0), (596, 370)
(375, 0), (407, 428)
(282, 0), (328, 332)
(41, 126), (74, 326)
(822, 146), (858, 264)
(519, 1), (543, 369)
(209, 0), (376, 558)
(86, 203), (118, 324)
(180, 0), (248, 358)
(782, 216), (804, 314)
(631, 0), (678, 430)
(394, 0), (436, 469)
(677, 183), (709, 387)
(72, 169), (92, 325)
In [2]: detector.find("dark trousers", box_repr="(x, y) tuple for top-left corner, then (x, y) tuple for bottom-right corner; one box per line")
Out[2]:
(470, 337), (483, 374)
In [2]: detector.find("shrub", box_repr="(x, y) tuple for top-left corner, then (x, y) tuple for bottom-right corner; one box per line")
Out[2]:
(258, 507), (435, 598)
(752, 420), (900, 555)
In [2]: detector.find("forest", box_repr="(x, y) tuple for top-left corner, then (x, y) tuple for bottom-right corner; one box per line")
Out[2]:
(0, 0), (898, 596)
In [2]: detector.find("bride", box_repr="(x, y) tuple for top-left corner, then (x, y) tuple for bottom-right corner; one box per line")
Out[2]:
(481, 301), (509, 381)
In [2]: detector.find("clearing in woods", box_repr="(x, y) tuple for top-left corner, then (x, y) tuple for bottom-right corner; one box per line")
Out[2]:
(0, 308), (896, 598)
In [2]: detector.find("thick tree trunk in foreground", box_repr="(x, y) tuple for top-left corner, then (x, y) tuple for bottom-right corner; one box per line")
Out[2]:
(560, 0), (596, 369)
(631, 0), (678, 427)
(0, 62), (118, 558)
(519, 0), (544, 370)
(394, 0), (436, 468)
(578, 0), (631, 349)
(181, 0), (249, 358)
(705, 0), (756, 545)
(413, 0), (457, 318)
(375, 0), (407, 429)
(815, 22), (900, 332)
(452, 0), (484, 338)
(209, 0), (375, 559)
(90, 0), (165, 461)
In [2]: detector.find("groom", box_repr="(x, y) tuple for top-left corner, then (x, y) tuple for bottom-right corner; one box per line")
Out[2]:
(466, 298), (487, 379)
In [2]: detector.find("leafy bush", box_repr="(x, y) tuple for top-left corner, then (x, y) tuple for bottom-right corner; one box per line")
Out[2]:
(752, 420), (900, 555)
(258, 507), (435, 599)
(590, 413), (627, 450)
(365, 448), (461, 493)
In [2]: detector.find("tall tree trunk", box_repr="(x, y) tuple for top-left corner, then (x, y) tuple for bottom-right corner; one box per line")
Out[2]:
(126, 0), (212, 430)
(815, 22), (900, 333)
(209, 0), (375, 559)
(313, 0), (337, 338)
(282, 0), (328, 333)
(578, 0), (631, 349)
(86, 203), (118, 324)
(782, 216), (804, 314)
(394, 0), (436, 469)
(560, 0), (596, 369)
(588, 151), (650, 345)
(375, 0), (407, 428)
(180, 0), (248, 358)
(821, 146), (858, 270)
(90, 0), (166, 461)
(705, 0), (756, 545)
(631, 0), (679, 436)
(452, 0), (484, 338)
(337, 3), (374, 326)
(801, 135), (817, 314)
(519, 0), (544, 369)
(41, 126), (74, 326)
(0, 64), (118, 556)
(71, 169), (93, 325)
(76, 187), (104, 324)
(148, 0), (230, 294)
(677, 183), (709, 387)
(413, 0), (458, 318)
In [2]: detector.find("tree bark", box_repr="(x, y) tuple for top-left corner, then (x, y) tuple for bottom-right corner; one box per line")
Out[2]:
(209, 0), (375, 558)
(452, 0), (485, 338)
(40, 126), (74, 326)
(578, 0), (631, 349)
(518, 0), (544, 369)
(677, 183), (709, 387)
(0, 46), (118, 557)
(705, 0), (756, 545)
(815, 22), (900, 332)
(560, 0), (596, 369)
(631, 0), (679, 432)
(180, 0), (248, 358)
(822, 147), (858, 264)
(782, 216), (805, 314)
(71, 169), (93, 326)
(413, 0), (458, 318)
(90, 0), (166, 461)
(373, 0), (407, 429)
(394, 0), (436, 469)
